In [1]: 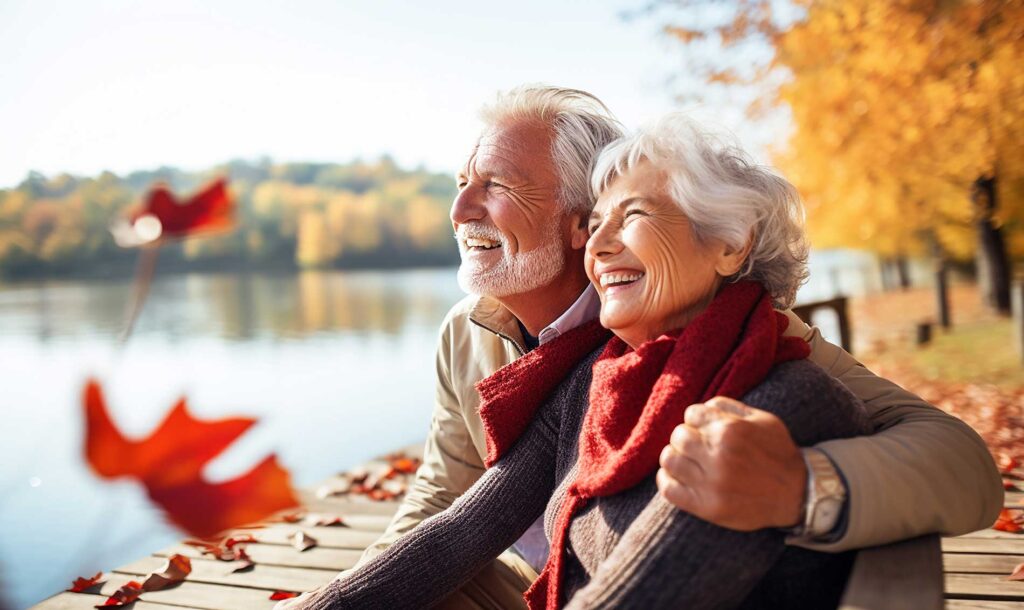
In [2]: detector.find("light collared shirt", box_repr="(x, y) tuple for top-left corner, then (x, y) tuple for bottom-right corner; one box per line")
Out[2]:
(537, 284), (601, 345)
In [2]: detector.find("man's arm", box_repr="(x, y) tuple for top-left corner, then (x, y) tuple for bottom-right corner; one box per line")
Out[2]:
(657, 313), (1003, 552)
(353, 314), (486, 567)
(795, 319), (1003, 551)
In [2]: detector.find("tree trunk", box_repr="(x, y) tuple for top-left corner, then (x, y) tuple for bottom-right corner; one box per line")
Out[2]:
(935, 260), (951, 329)
(896, 256), (911, 289)
(972, 176), (1011, 314)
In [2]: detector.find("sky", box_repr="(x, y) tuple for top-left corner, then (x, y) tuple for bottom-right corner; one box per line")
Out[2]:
(0, 0), (775, 188)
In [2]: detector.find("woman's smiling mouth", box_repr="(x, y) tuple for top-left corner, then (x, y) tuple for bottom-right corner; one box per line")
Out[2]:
(599, 271), (646, 290)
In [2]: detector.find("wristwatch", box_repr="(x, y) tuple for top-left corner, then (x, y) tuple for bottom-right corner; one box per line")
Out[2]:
(790, 448), (847, 538)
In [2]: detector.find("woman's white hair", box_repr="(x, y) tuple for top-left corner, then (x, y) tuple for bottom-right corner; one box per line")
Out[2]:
(591, 113), (809, 309)
(480, 85), (624, 216)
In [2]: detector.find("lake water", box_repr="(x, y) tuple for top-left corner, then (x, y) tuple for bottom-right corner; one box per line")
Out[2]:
(0, 254), (886, 608)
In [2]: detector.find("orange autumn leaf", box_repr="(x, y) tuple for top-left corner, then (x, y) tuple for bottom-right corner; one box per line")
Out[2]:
(994, 508), (1024, 533)
(83, 378), (298, 538)
(69, 572), (104, 592)
(388, 456), (421, 474)
(96, 581), (143, 607)
(141, 554), (191, 591)
(270, 591), (301, 600)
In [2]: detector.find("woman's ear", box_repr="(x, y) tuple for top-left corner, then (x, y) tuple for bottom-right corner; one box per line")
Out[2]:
(715, 236), (754, 277)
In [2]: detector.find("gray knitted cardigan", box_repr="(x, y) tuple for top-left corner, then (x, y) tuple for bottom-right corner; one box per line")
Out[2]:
(313, 351), (871, 609)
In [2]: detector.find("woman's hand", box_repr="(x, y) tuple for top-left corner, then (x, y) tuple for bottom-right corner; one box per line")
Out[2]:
(656, 396), (808, 531)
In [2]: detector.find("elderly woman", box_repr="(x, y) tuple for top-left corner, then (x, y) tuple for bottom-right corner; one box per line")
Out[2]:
(300, 114), (871, 610)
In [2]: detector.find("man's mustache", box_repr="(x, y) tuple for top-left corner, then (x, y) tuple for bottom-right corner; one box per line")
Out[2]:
(455, 223), (504, 244)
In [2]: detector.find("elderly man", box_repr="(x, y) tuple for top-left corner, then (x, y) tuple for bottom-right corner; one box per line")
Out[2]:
(286, 86), (1001, 609)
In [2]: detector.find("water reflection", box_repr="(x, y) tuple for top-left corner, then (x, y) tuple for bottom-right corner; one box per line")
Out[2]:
(0, 268), (466, 610)
(0, 268), (464, 343)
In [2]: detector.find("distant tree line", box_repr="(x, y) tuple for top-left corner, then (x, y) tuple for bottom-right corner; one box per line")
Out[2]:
(0, 156), (460, 279)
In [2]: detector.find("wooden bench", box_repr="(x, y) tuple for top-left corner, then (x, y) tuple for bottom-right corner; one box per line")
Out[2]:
(31, 446), (1023, 609)
(793, 296), (853, 354)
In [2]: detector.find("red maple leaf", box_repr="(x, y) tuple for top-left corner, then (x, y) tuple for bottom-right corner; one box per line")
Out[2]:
(96, 581), (143, 607)
(270, 591), (300, 600)
(69, 572), (104, 592)
(113, 178), (234, 248)
(83, 379), (298, 538)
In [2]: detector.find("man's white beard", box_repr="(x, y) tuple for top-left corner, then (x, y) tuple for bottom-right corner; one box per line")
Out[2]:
(456, 221), (566, 298)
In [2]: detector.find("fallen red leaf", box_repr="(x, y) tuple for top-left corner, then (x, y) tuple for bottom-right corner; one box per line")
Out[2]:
(280, 511), (306, 523)
(83, 379), (299, 538)
(310, 515), (348, 527)
(96, 581), (143, 607)
(389, 456), (421, 474)
(230, 546), (255, 572)
(270, 591), (300, 600)
(1004, 479), (1019, 491)
(141, 554), (191, 591)
(994, 508), (1024, 533)
(997, 453), (1020, 475)
(1010, 562), (1024, 581)
(225, 534), (258, 548)
(69, 572), (104, 592)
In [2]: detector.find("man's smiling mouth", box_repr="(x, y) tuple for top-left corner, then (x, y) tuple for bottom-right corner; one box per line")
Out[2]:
(465, 237), (501, 250)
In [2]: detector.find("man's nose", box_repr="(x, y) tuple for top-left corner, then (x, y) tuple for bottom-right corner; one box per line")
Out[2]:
(450, 183), (486, 226)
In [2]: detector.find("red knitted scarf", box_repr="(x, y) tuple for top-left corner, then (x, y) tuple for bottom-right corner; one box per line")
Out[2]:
(476, 281), (810, 610)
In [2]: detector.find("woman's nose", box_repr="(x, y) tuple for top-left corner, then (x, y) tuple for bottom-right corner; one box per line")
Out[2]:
(586, 220), (623, 259)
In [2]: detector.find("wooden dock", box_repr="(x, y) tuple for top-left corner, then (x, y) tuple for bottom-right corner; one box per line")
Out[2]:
(29, 446), (1024, 609)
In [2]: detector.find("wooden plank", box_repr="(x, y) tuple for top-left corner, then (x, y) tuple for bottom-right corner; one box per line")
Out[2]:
(157, 542), (362, 571)
(237, 524), (382, 549)
(32, 591), (200, 610)
(955, 530), (1024, 541)
(276, 512), (394, 532)
(840, 534), (942, 610)
(944, 553), (1024, 574)
(113, 555), (337, 593)
(293, 492), (402, 519)
(945, 600), (1024, 609)
(41, 574), (281, 610)
(944, 538), (1024, 555)
(945, 573), (1024, 601)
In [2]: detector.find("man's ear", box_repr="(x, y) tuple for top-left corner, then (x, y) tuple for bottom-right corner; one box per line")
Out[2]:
(715, 236), (754, 277)
(568, 213), (589, 250)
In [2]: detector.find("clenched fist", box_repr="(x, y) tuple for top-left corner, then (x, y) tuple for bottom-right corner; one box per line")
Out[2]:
(656, 396), (807, 531)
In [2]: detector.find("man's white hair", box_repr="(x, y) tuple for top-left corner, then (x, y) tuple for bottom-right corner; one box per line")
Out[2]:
(480, 85), (625, 216)
(591, 113), (810, 309)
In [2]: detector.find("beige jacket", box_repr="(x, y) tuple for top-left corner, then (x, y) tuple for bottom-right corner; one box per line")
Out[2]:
(360, 294), (1002, 562)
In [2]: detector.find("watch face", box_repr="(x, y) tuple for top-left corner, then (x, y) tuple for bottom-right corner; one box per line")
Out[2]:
(811, 497), (844, 534)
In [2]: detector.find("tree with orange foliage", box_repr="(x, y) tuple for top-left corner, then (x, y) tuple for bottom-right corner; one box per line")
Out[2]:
(659, 0), (1024, 313)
